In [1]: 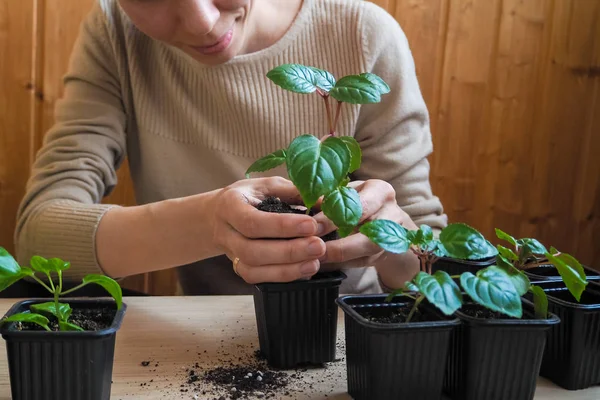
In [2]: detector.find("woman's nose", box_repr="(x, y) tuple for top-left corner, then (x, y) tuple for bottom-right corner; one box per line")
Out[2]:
(179, 0), (220, 36)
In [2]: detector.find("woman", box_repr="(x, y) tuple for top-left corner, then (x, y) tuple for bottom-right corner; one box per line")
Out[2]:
(15, 0), (447, 295)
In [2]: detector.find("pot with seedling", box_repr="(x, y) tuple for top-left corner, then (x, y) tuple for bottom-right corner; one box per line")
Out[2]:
(0, 247), (125, 400)
(244, 63), (391, 368)
(495, 229), (600, 390)
(336, 221), (561, 400)
(427, 222), (498, 276)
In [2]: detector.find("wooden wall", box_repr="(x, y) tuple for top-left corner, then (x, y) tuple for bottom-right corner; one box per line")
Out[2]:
(1, 0), (599, 295)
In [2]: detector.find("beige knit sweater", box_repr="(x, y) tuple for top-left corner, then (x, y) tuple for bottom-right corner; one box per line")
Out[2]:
(14, 0), (447, 295)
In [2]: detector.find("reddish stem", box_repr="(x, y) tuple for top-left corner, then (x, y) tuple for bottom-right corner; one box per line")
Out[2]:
(332, 101), (342, 135)
(322, 95), (333, 135)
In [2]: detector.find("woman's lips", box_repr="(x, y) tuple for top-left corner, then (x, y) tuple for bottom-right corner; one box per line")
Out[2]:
(191, 29), (234, 55)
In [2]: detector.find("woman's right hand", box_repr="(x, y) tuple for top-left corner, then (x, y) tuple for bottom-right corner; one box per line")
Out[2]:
(210, 177), (326, 284)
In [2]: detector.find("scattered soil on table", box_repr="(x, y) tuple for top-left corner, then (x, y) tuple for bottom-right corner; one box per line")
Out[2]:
(134, 336), (346, 399)
(257, 197), (339, 242)
(356, 303), (441, 324)
(16, 307), (116, 331)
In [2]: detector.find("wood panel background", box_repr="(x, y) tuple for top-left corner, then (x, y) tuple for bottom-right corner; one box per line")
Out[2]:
(1, 0), (599, 295)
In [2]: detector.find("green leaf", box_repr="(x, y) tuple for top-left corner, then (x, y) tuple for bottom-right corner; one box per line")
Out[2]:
(30, 255), (48, 272)
(48, 258), (70, 271)
(495, 254), (530, 296)
(413, 271), (463, 315)
(359, 73), (390, 94)
(1, 312), (50, 331)
(82, 275), (123, 310)
(517, 238), (547, 257)
(339, 136), (362, 173)
(245, 149), (287, 178)
(460, 266), (522, 318)
(496, 254), (513, 270)
(555, 252), (586, 280)
(359, 220), (410, 254)
(434, 242), (448, 257)
(59, 321), (84, 332)
(286, 135), (350, 210)
(309, 67), (336, 91)
(30, 302), (71, 321)
(322, 186), (362, 231)
(337, 226), (354, 238)
(30, 256), (69, 274)
(545, 252), (587, 301)
(530, 285), (549, 319)
(405, 281), (419, 292)
(340, 177), (350, 187)
(0, 247), (19, 273)
(497, 245), (518, 261)
(440, 223), (498, 260)
(413, 225), (434, 246)
(506, 268), (531, 296)
(266, 64), (318, 94)
(495, 228), (517, 247)
(329, 75), (382, 104)
(0, 248), (32, 291)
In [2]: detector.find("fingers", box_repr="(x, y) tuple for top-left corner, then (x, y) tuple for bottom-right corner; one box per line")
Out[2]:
(231, 257), (321, 284)
(320, 231), (383, 265)
(246, 176), (305, 206)
(223, 224), (326, 266)
(220, 179), (318, 239)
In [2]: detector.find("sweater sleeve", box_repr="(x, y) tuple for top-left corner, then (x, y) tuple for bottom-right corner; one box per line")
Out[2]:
(353, 2), (447, 231)
(14, 2), (127, 280)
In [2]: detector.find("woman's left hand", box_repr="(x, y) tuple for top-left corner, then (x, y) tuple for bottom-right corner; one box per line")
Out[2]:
(313, 179), (420, 287)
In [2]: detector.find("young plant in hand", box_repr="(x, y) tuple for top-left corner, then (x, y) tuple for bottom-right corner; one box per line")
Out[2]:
(0, 247), (122, 331)
(359, 220), (543, 321)
(245, 63), (390, 237)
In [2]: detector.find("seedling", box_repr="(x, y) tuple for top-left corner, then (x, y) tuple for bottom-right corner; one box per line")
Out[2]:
(494, 228), (587, 312)
(245, 63), (390, 236)
(0, 247), (122, 331)
(360, 220), (547, 321)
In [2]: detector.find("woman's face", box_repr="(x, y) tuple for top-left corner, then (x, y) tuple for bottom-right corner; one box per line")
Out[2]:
(118, 0), (254, 65)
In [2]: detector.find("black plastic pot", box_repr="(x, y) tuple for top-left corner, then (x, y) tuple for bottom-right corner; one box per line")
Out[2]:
(336, 294), (460, 400)
(528, 280), (600, 390)
(0, 298), (126, 400)
(444, 297), (560, 400)
(431, 256), (496, 276)
(524, 264), (600, 282)
(253, 270), (346, 369)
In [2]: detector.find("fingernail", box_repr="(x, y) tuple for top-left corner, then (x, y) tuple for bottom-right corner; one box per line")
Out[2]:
(308, 240), (324, 256)
(300, 261), (319, 276)
(298, 221), (316, 235)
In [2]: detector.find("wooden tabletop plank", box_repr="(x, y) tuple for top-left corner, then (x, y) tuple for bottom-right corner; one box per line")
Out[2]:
(0, 296), (597, 400)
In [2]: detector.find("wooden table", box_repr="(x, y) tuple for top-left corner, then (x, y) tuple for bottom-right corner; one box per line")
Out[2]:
(0, 296), (598, 399)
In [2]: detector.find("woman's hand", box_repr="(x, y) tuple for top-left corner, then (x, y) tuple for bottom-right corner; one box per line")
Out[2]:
(211, 177), (326, 284)
(312, 179), (420, 289)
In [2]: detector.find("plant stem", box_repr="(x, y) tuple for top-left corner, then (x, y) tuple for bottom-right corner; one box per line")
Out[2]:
(450, 275), (461, 279)
(406, 295), (425, 323)
(322, 95), (333, 134)
(31, 275), (54, 294)
(332, 101), (342, 134)
(60, 282), (88, 296)
(46, 272), (55, 292)
(54, 289), (60, 327)
(519, 259), (550, 270)
(58, 270), (63, 295)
